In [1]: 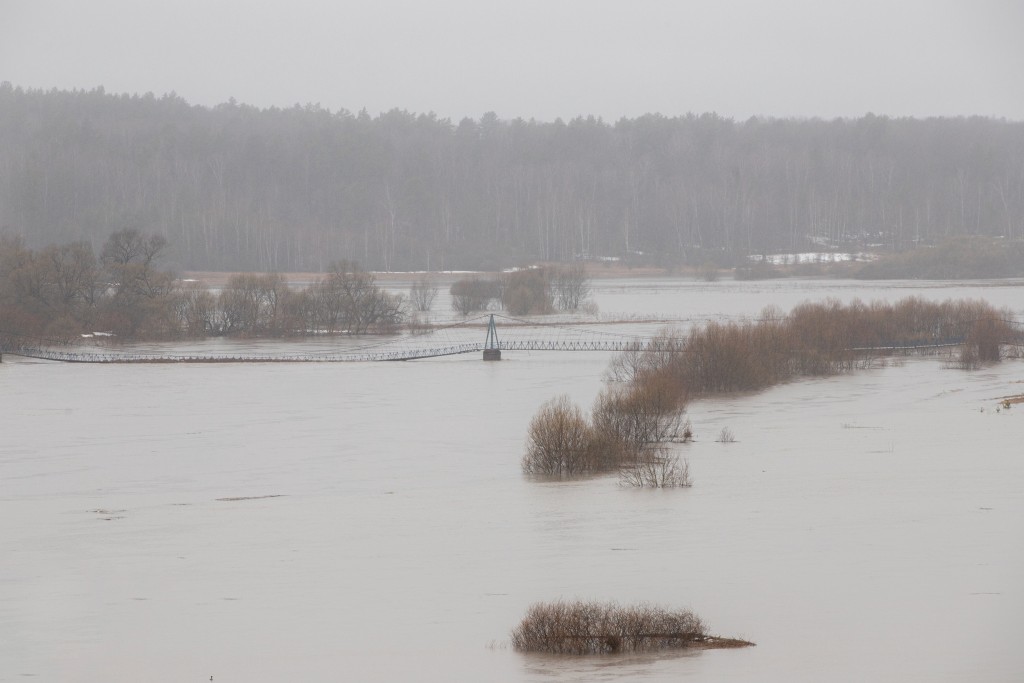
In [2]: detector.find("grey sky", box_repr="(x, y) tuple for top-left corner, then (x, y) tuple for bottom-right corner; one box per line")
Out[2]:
(2, 0), (1022, 121)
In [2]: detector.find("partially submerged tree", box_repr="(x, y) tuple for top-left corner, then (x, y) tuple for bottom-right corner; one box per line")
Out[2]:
(522, 386), (688, 482)
(592, 374), (686, 453)
(217, 273), (284, 336)
(1, 234), (409, 341)
(98, 229), (177, 337)
(409, 277), (439, 312)
(174, 282), (217, 337)
(313, 261), (405, 334)
(522, 395), (598, 476)
(502, 268), (553, 315)
(523, 297), (1022, 487)
(0, 229), (181, 340)
(552, 262), (591, 310)
(450, 277), (500, 315)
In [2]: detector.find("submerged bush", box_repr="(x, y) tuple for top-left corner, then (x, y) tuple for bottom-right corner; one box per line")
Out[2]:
(617, 298), (1017, 399)
(450, 277), (501, 315)
(521, 297), (1019, 483)
(502, 268), (553, 315)
(618, 448), (692, 488)
(522, 385), (687, 479)
(522, 395), (601, 475)
(511, 601), (707, 654)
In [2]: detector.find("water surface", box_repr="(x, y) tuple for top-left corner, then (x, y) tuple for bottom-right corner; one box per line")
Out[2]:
(2, 278), (1022, 681)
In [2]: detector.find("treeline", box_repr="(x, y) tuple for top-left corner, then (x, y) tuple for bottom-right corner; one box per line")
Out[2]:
(0, 231), (403, 342)
(525, 298), (1020, 479)
(3, 84), (1024, 272)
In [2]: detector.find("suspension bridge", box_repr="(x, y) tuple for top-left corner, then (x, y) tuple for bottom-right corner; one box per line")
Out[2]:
(3, 313), (1020, 365)
(0, 315), (651, 364)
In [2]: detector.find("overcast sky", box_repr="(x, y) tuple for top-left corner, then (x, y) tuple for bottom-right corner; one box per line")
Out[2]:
(1, 0), (1022, 121)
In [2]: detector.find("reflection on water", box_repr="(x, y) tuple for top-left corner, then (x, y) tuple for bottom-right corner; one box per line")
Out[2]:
(518, 647), (702, 682)
(1, 278), (1022, 682)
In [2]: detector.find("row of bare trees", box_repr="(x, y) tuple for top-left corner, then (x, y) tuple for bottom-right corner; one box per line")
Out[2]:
(450, 264), (590, 316)
(212, 263), (405, 336)
(523, 297), (1020, 482)
(606, 297), (1019, 398)
(0, 234), (404, 342)
(0, 229), (178, 340)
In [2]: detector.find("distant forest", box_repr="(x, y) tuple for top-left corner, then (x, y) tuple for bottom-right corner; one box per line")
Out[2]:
(2, 83), (1024, 272)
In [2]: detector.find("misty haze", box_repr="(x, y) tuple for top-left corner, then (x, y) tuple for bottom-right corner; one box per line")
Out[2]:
(1, 2), (1022, 682)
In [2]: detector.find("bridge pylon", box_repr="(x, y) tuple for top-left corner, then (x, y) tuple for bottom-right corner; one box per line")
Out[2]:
(483, 314), (501, 361)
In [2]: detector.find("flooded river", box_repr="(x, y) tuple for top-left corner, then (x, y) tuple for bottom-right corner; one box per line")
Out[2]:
(2, 278), (1022, 681)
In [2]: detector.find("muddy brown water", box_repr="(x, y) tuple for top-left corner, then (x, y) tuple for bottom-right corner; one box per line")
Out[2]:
(2, 278), (1022, 681)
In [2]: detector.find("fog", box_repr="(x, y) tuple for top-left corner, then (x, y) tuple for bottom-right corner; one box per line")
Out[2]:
(2, 0), (1023, 121)
(3, 3), (1024, 679)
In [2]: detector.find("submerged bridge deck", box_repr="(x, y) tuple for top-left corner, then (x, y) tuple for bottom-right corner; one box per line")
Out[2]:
(4, 340), (640, 363)
(2, 315), (645, 364)
(4, 313), (1010, 365)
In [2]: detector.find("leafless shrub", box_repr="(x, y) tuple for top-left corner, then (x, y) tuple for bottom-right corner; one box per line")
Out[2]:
(511, 601), (706, 654)
(604, 341), (650, 383)
(502, 268), (553, 315)
(522, 395), (596, 476)
(591, 376), (686, 454)
(681, 419), (694, 442)
(619, 449), (692, 488)
(308, 261), (405, 335)
(584, 426), (631, 473)
(525, 297), (1019, 485)
(216, 273), (285, 336)
(409, 277), (438, 312)
(524, 331), (690, 479)
(407, 312), (433, 335)
(615, 298), (1017, 399)
(966, 313), (1005, 363)
(173, 281), (216, 337)
(552, 262), (591, 310)
(604, 329), (684, 384)
(450, 277), (500, 315)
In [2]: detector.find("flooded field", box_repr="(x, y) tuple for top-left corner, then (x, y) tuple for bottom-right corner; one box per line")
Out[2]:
(2, 278), (1023, 682)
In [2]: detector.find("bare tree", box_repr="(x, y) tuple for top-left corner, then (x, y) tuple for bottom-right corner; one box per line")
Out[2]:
(552, 263), (591, 310)
(409, 276), (438, 312)
(45, 242), (101, 310)
(216, 273), (283, 335)
(313, 261), (405, 334)
(174, 281), (216, 336)
(450, 277), (499, 316)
